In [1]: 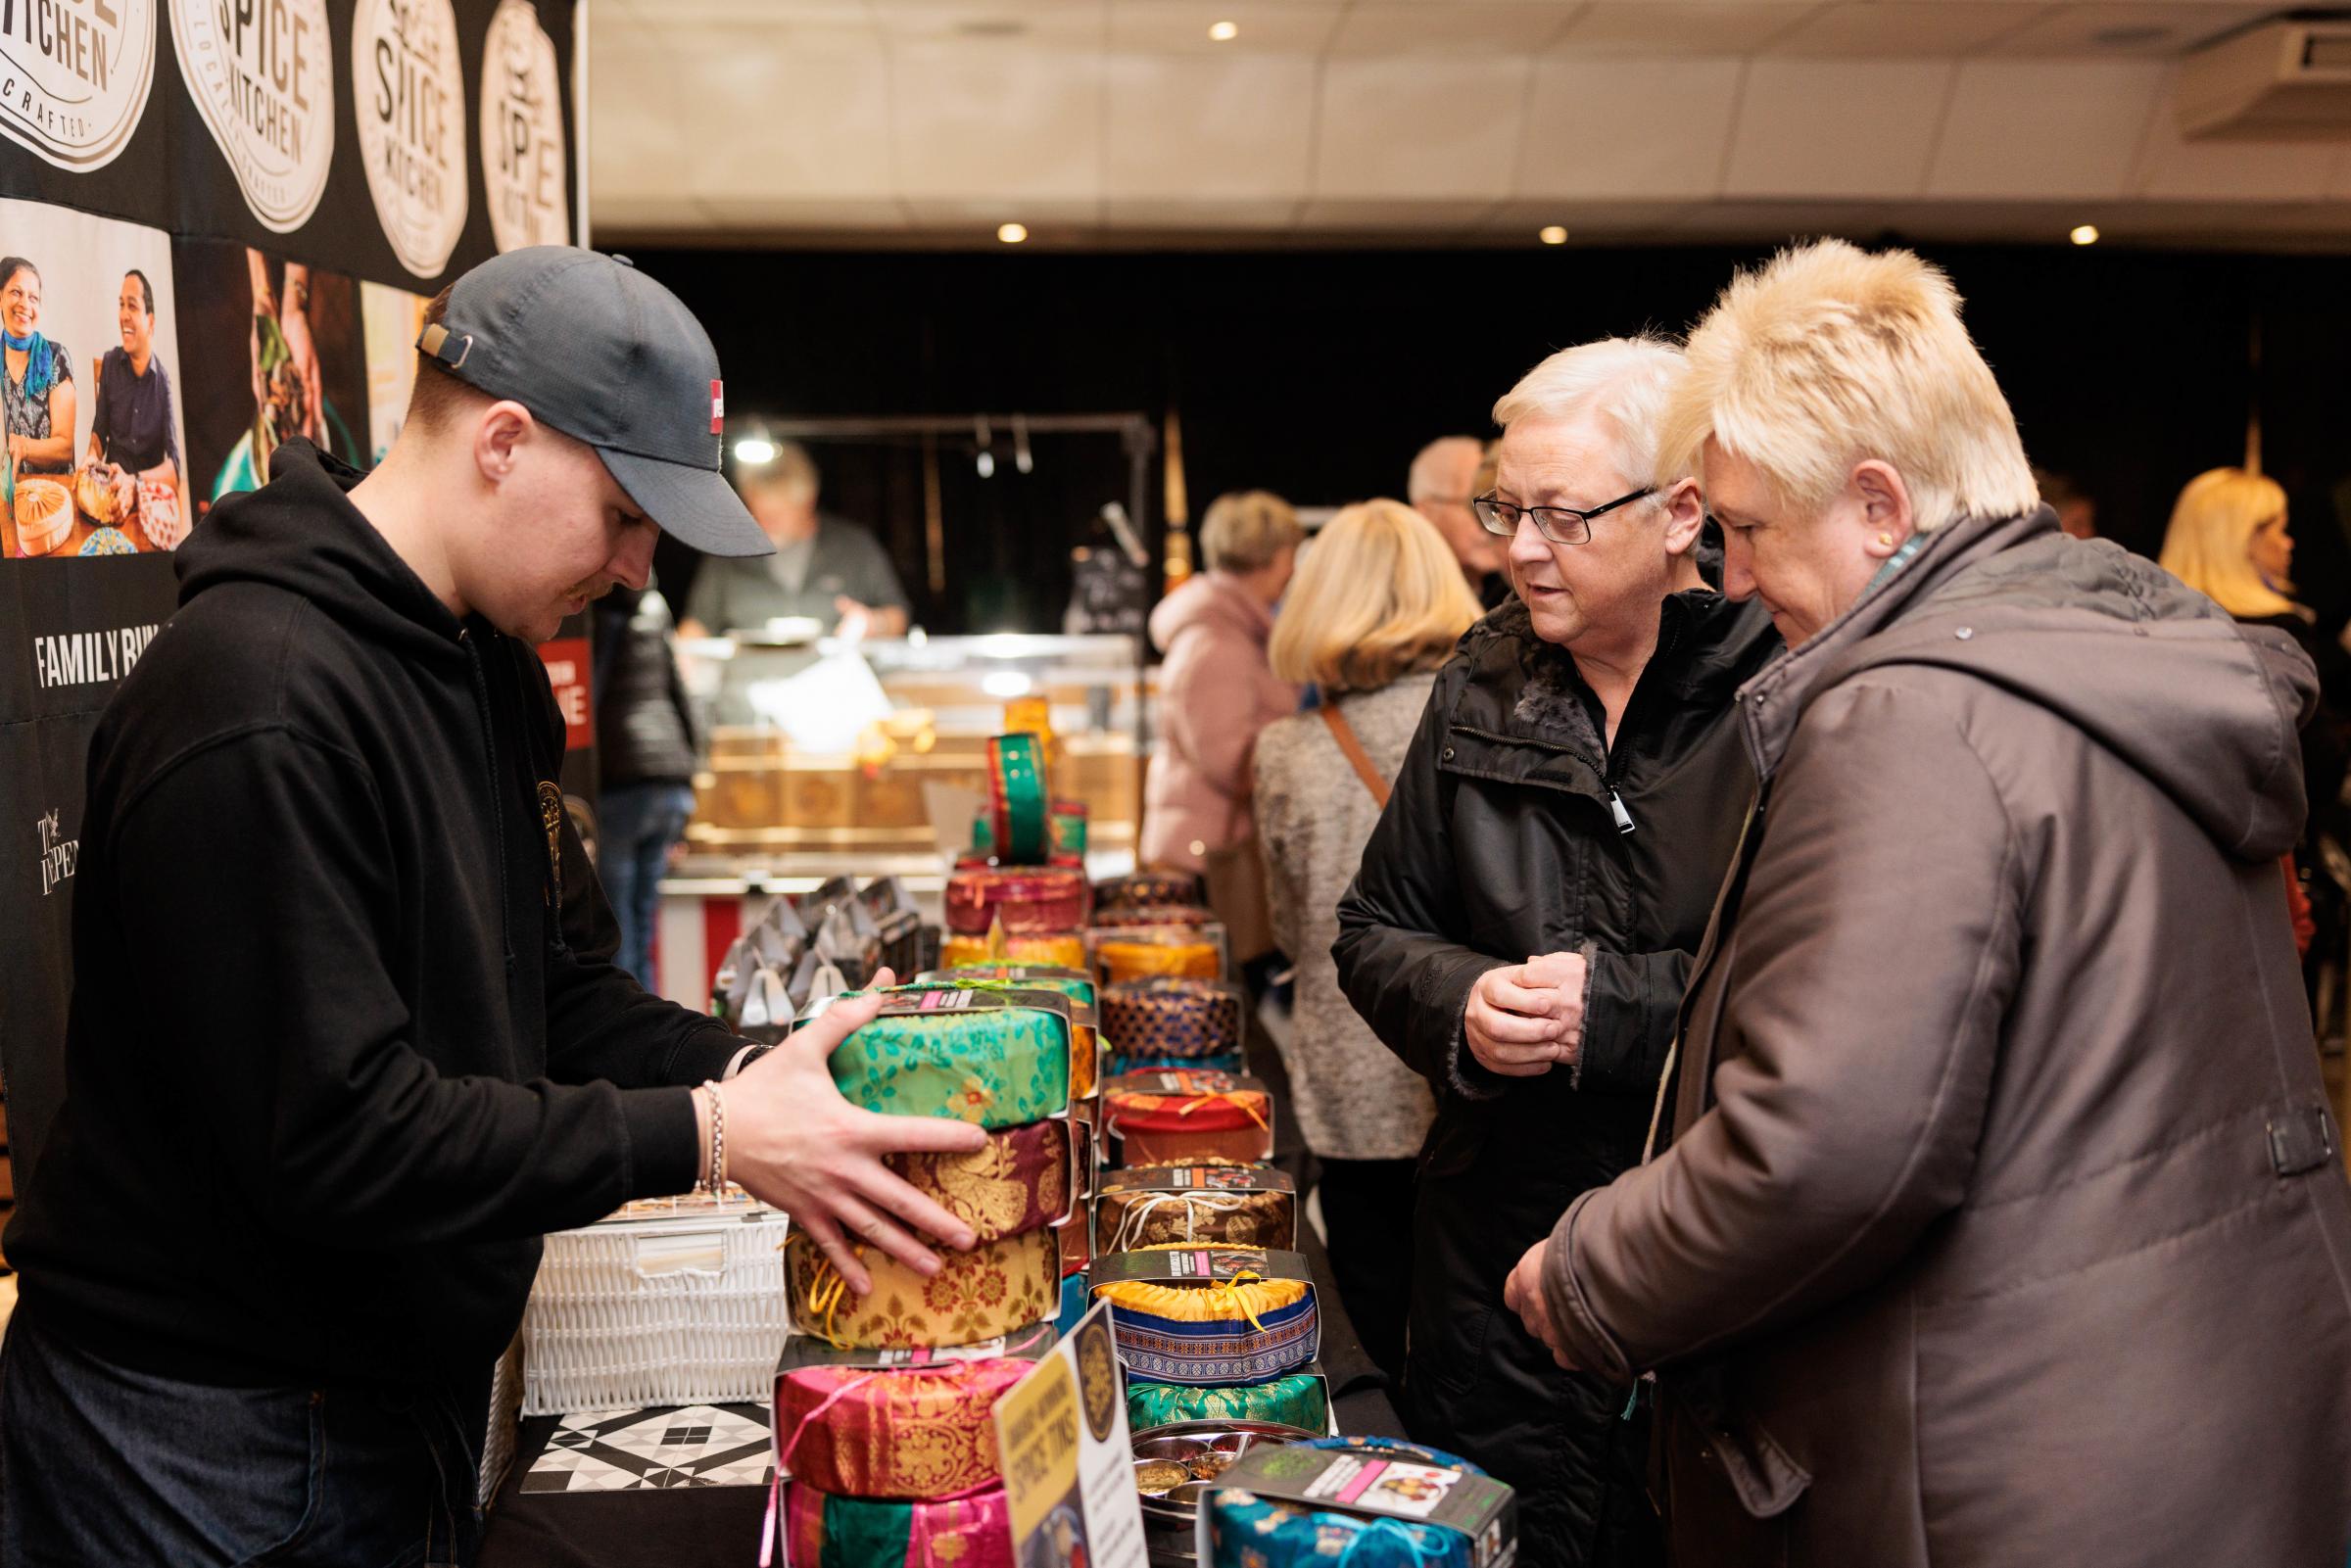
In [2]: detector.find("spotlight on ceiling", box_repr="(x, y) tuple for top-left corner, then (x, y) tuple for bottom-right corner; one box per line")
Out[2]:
(2070, 223), (2100, 247)
(1209, 20), (1238, 42)
(1539, 225), (1569, 246)
(997, 221), (1029, 244)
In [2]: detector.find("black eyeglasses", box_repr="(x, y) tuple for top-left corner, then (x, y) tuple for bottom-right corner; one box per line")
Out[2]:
(1473, 487), (1654, 546)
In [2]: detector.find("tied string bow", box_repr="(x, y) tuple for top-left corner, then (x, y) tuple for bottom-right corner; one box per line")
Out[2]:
(1172, 1090), (1269, 1129)
(1211, 1269), (1272, 1333)
(1107, 1189), (1257, 1253)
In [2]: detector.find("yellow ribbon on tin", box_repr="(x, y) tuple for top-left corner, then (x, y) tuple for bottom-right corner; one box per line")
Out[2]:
(1094, 1267), (1305, 1334)
(800, 1252), (861, 1350)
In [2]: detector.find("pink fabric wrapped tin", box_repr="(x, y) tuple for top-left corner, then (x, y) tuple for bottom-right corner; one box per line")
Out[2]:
(785, 1480), (1014, 1568)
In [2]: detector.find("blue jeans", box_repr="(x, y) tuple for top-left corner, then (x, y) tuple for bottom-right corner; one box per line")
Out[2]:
(0, 1310), (485, 1567)
(598, 780), (696, 990)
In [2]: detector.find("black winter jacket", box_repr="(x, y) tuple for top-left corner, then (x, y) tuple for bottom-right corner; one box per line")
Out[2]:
(7, 442), (744, 1390)
(594, 586), (699, 789)
(1333, 587), (1777, 1567)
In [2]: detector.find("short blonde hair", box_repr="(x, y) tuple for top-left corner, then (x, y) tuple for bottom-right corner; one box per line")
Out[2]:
(1493, 337), (1686, 488)
(1408, 436), (1482, 503)
(1270, 499), (1481, 692)
(2159, 467), (2295, 619)
(1662, 240), (2039, 533)
(1201, 489), (1304, 573)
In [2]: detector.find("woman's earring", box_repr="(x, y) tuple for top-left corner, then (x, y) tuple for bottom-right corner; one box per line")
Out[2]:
(1876, 533), (1895, 546)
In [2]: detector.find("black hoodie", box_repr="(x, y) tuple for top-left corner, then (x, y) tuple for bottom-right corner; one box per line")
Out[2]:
(6, 442), (743, 1388)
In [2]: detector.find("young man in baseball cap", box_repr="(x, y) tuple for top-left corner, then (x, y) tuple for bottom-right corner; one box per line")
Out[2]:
(0, 249), (979, 1567)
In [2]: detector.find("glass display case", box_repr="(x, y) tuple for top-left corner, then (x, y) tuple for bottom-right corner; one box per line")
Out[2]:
(672, 630), (1147, 880)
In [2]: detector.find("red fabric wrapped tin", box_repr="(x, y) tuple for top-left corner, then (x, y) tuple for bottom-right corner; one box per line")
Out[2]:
(887, 1117), (1073, 1245)
(1104, 1070), (1273, 1165)
(775, 1359), (1032, 1498)
(786, 1481), (1015, 1568)
(944, 865), (1091, 935)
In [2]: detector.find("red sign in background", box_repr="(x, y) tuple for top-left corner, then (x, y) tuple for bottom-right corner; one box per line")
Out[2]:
(537, 636), (596, 753)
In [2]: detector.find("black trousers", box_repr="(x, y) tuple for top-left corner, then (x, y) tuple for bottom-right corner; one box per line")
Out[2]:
(1314, 1155), (1416, 1385)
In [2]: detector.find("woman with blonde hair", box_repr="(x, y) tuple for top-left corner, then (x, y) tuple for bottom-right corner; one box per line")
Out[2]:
(1252, 499), (1480, 1377)
(2161, 466), (2345, 956)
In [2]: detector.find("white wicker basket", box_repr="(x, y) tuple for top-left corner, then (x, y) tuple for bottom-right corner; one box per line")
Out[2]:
(521, 1195), (792, 1416)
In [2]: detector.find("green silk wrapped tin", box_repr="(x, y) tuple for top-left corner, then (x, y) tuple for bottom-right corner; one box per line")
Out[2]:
(824, 993), (1070, 1128)
(1126, 1372), (1328, 1434)
(987, 734), (1050, 864)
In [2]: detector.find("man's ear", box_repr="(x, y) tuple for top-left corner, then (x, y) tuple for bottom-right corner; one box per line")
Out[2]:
(473, 400), (536, 485)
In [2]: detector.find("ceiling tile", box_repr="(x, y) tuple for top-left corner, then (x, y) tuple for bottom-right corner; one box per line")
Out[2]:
(1516, 58), (1741, 198)
(2132, 67), (2341, 199)
(1987, 4), (2256, 58)
(586, 23), (693, 189)
(1475, 197), (1694, 241)
(1293, 197), (1502, 233)
(1104, 53), (1318, 197)
(1723, 58), (1956, 197)
(1927, 60), (2164, 197)
(1102, 196), (1304, 227)
(874, 0), (1109, 47)
(1764, 2), (2043, 57)
(1552, 3), (1818, 57)
(888, 42), (1108, 200)
(1107, 1), (1346, 54)
(696, 197), (915, 229)
(1328, 4), (1579, 55)
(1313, 55), (1534, 200)
(669, 24), (896, 199)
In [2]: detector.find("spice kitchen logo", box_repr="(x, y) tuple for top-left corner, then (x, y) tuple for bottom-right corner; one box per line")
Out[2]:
(35, 806), (76, 895)
(354, 0), (465, 277)
(0, 0), (158, 170)
(172, 0), (334, 233)
(480, 0), (563, 253)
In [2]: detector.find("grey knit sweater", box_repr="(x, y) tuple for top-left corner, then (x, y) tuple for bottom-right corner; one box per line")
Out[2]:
(1251, 676), (1441, 1161)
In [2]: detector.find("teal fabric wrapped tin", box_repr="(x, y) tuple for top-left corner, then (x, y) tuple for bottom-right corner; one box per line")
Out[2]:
(1204, 1491), (1472, 1568)
(1126, 1372), (1327, 1434)
(823, 991), (1070, 1128)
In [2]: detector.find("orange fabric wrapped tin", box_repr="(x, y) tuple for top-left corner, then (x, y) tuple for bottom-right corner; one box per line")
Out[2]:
(787, 1228), (1059, 1350)
(1103, 1070), (1272, 1165)
(1096, 937), (1221, 984)
(942, 932), (1088, 972)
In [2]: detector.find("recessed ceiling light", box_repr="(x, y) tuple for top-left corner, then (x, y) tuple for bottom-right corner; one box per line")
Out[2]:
(1539, 225), (1568, 246)
(1208, 20), (1238, 42)
(998, 222), (1029, 245)
(2070, 223), (2099, 247)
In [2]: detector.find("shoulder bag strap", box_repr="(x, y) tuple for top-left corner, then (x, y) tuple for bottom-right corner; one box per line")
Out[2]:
(1319, 701), (1392, 807)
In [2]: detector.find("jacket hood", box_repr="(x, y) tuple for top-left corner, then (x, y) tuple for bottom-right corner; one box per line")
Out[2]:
(1149, 569), (1272, 654)
(1754, 506), (2317, 863)
(175, 440), (467, 668)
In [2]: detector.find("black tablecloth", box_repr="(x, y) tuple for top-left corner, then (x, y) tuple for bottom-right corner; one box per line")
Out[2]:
(477, 1008), (1405, 1567)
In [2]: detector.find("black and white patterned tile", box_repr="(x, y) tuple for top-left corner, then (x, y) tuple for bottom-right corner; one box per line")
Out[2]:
(520, 1402), (774, 1494)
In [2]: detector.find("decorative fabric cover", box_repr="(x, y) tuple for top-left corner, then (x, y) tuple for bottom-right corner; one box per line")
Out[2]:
(887, 1118), (1071, 1245)
(775, 1359), (1032, 1498)
(1090, 904), (1217, 929)
(943, 865), (1089, 936)
(1094, 1247), (1317, 1387)
(1093, 870), (1206, 910)
(1100, 978), (1243, 1060)
(1097, 938), (1221, 984)
(1104, 1072), (1271, 1166)
(786, 1482), (1014, 1568)
(986, 733), (1049, 864)
(827, 999), (1069, 1128)
(1097, 1186), (1295, 1252)
(942, 932), (1088, 972)
(1204, 1491), (1471, 1568)
(788, 1228), (1059, 1350)
(1126, 1373), (1327, 1435)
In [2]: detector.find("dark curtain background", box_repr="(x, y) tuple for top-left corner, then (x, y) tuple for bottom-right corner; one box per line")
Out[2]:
(630, 243), (2351, 635)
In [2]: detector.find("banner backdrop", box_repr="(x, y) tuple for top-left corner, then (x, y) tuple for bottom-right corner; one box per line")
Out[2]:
(0, 0), (582, 1208)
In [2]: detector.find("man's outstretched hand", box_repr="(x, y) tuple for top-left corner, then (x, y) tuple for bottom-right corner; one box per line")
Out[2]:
(705, 973), (987, 1294)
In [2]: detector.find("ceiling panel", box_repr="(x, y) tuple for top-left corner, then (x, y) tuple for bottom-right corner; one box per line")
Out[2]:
(1102, 196), (1305, 226)
(1723, 58), (1956, 197)
(1312, 55), (1534, 199)
(694, 197), (915, 229)
(586, 22), (694, 186)
(888, 42), (1109, 200)
(2131, 66), (2342, 199)
(676, 24), (897, 199)
(1763, 2), (2043, 57)
(1329, 3), (1580, 55)
(1107, 0), (1347, 54)
(1552, 3), (1817, 57)
(1292, 197), (1503, 232)
(872, 0), (1110, 46)
(1986, 3), (2256, 57)
(1104, 53), (1319, 197)
(1515, 58), (1742, 198)
(1927, 60), (2164, 198)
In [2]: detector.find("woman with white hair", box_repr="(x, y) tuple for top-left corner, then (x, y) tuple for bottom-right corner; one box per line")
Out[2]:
(1334, 338), (1779, 1567)
(1509, 241), (2351, 1566)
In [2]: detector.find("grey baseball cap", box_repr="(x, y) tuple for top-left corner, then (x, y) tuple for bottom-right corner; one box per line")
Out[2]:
(416, 246), (772, 557)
